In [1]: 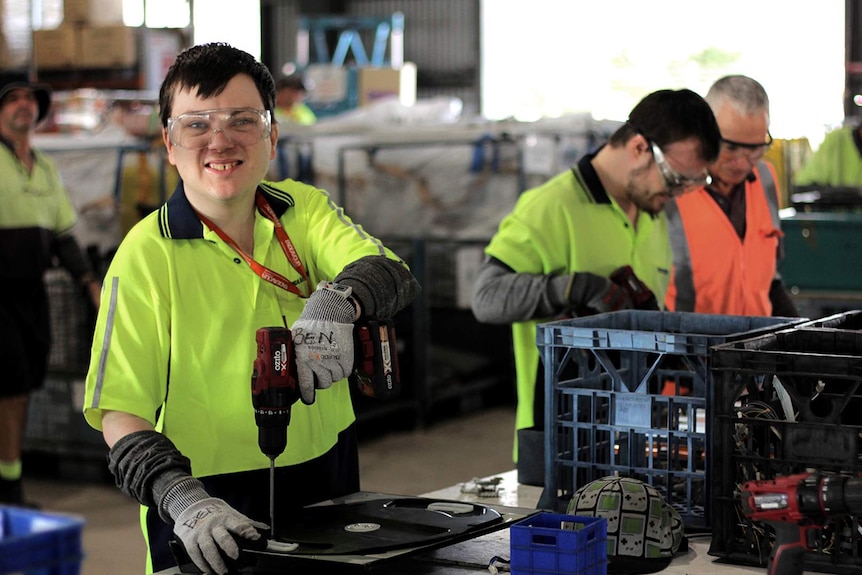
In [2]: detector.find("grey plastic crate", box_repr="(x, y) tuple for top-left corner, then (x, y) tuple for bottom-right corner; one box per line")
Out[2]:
(535, 310), (804, 529)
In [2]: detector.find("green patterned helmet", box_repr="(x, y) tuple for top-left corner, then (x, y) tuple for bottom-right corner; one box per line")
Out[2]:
(567, 476), (684, 573)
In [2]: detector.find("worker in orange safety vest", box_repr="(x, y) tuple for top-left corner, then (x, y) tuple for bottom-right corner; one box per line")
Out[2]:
(664, 75), (799, 318)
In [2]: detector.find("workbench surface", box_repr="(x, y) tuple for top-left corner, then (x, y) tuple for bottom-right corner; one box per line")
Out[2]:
(152, 470), (768, 574)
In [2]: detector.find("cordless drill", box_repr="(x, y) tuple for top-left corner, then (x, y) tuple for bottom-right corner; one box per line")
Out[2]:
(251, 327), (300, 536)
(351, 318), (400, 399)
(250, 319), (399, 530)
(740, 472), (862, 575)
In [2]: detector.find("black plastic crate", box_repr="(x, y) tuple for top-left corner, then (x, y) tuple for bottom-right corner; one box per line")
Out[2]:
(796, 309), (862, 331)
(535, 310), (803, 529)
(709, 326), (862, 573)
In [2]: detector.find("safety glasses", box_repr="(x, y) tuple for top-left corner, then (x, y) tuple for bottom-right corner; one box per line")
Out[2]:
(720, 132), (773, 161)
(649, 141), (711, 195)
(167, 108), (272, 150)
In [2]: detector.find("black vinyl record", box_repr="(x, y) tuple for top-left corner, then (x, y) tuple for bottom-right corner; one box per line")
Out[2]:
(271, 497), (503, 555)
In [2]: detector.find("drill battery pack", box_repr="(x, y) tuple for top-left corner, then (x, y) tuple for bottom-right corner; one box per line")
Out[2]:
(351, 318), (400, 399)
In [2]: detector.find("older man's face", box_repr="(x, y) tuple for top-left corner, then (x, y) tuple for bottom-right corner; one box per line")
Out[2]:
(0, 88), (39, 136)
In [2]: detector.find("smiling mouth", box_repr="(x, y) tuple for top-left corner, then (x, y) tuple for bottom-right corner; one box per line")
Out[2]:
(207, 161), (241, 171)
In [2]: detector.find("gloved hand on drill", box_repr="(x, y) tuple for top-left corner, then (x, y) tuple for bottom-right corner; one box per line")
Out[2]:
(610, 265), (660, 311)
(291, 281), (357, 404)
(163, 478), (268, 575)
(568, 266), (659, 316)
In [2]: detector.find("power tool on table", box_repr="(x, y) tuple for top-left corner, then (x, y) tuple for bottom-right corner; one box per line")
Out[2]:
(740, 472), (862, 575)
(251, 318), (400, 533)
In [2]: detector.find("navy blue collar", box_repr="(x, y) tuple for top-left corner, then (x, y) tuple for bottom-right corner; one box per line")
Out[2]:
(574, 148), (612, 205)
(157, 181), (294, 240)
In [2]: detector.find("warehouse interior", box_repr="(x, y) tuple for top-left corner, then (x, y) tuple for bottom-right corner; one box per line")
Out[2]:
(3, 1), (862, 574)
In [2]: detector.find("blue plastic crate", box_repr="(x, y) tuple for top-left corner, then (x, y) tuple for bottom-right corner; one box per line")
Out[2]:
(0, 506), (84, 575)
(510, 512), (607, 575)
(535, 310), (804, 527)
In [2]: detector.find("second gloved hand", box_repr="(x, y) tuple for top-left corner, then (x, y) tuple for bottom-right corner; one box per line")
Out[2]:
(291, 282), (356, 404)
(173, 497), (268, 575)
(610, 265), (660, 310)
(567, 272), (634, 315)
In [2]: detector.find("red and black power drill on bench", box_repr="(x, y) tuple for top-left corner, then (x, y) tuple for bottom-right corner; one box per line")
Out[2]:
(740, 472), (862, 575)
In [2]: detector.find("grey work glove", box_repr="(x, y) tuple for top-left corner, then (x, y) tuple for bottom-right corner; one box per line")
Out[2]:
(568, 272), (634, 316)
(164, 479), (267, 575)
(291, 282), (356, 404)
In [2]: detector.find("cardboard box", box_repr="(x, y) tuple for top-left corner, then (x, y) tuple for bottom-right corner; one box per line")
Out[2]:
(358, 63), (417, 108)
(79, 25), (138, 68)
(32, 26), (79, 69)
(63, 0), (124, 24)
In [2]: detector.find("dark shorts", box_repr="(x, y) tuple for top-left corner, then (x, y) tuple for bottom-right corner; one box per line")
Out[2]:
(0, 287), (50, 398)
(147, 423), (361, 572)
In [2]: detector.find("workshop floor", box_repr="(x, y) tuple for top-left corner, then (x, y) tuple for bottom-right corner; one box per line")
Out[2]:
(20, 404), (517, 575)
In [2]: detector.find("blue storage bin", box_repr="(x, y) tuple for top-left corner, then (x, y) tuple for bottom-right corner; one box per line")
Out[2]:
(510, 512), (607, 575)
(0, 506), (84, 575)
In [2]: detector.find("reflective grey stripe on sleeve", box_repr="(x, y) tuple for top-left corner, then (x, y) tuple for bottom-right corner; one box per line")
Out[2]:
(758, 161), (781, 229)
(90, 275), (119, 409)
(665, 197), (696, 312)
(323, 190), (388, 256)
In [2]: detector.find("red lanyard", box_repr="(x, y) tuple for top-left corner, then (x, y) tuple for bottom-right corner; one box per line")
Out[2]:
(195, 192), (311, 298)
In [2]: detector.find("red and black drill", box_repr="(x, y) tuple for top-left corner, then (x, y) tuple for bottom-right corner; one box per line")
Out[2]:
(740, 472), (862, 575)
(251, 327), (300, 536)
(251, 319), (400, 532)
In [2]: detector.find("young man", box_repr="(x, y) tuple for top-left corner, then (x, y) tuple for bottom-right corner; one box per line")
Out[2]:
(0, 72), (100, 505)
(471, 89), (721, 465)
(664, 75), (798, 317)
(82, 43), (419, 574)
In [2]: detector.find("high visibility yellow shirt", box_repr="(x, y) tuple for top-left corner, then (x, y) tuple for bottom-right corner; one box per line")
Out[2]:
(484, 154), (672, 436)
(83, 178), (400, 477)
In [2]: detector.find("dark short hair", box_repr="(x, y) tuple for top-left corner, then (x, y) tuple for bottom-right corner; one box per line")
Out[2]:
(276, 75), (306, 92)
(608, 88), (721, 163)
(158, 43), (277, 127)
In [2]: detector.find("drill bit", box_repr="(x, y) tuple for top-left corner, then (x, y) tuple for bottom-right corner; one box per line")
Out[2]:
(269, 457), (276, 537)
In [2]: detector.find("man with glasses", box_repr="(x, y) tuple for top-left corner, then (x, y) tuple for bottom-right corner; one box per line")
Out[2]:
(471, 89), (721, 472)
(664, 75), (798, 317)
(82, 43), (419, 574)
(0, 72), (101, 506)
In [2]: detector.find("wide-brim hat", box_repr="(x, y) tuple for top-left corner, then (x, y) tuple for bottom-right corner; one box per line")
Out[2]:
(0, 71), (52, 123)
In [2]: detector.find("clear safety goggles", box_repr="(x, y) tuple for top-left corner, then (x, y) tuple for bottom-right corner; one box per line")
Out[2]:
(650, 141), (711, 195)
(167, 108), (272, 150)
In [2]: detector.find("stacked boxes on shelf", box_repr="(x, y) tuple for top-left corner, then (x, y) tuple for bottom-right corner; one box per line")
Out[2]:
(535, 310), (802, 529)
(31, 0), (137, 70)
(709, 310), (862, 573)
